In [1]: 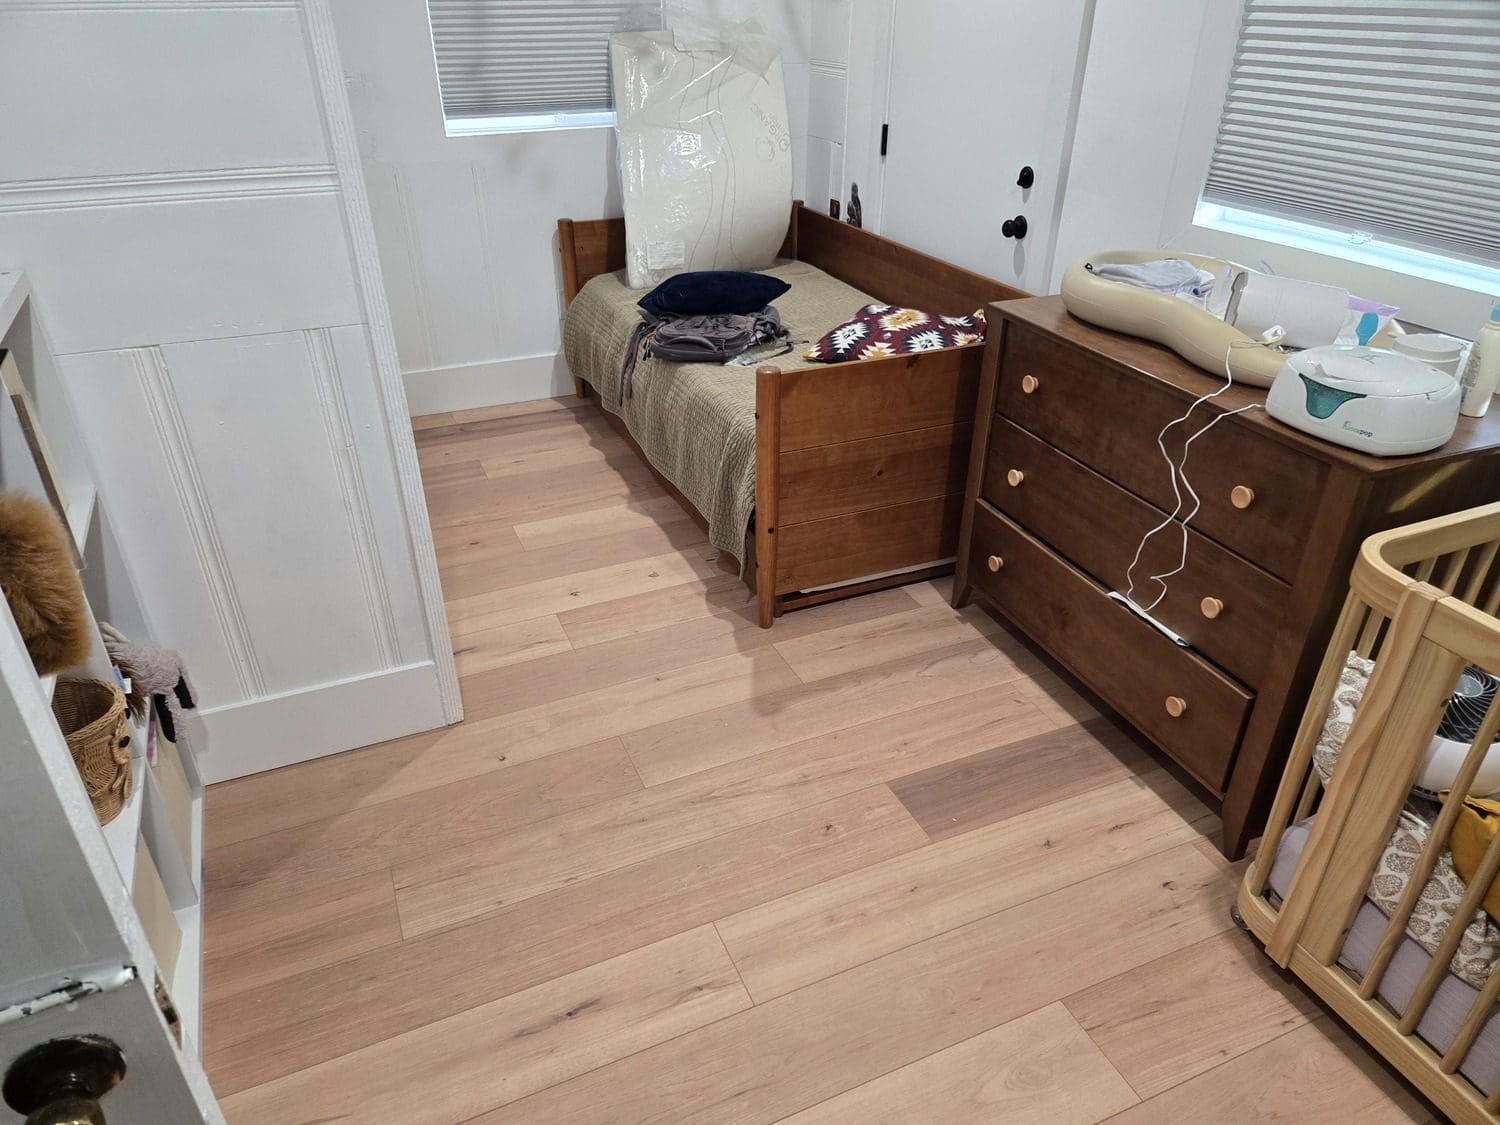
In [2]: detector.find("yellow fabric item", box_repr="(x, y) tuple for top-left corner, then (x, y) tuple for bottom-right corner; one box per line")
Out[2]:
(1448, 794), (1500, 921)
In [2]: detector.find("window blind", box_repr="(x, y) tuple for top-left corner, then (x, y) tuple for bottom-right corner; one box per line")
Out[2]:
(1202, 0), (1500, 265)
(427, 0), (637, 120)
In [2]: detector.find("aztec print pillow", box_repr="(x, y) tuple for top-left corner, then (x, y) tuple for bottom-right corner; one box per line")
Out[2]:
(804, 304), (985, 364)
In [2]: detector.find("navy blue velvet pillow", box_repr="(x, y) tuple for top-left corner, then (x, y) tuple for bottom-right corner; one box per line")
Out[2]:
(638, 271), (791, 317)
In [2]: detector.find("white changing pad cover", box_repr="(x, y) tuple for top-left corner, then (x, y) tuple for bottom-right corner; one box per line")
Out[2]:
(611, 26), (792, 289)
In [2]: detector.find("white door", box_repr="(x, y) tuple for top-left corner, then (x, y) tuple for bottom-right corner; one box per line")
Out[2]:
(0, 604), (220, 1123)
(873, 0), (1092, 291)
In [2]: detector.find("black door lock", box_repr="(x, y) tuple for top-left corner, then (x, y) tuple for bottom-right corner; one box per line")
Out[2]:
(1016, 165), (1034, 189)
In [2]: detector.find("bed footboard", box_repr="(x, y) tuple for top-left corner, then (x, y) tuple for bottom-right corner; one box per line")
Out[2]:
(753, 348), (984, 627)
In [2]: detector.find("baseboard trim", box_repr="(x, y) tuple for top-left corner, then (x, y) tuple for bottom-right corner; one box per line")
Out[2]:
(403, 353), (573, 416)
(196, 662), (448, 782)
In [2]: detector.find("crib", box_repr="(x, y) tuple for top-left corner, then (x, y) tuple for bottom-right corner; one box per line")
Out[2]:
(1240, 500), (1500, 1122)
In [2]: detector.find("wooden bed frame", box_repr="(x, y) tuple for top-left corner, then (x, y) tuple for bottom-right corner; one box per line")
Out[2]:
(558, 202), (1025, 627)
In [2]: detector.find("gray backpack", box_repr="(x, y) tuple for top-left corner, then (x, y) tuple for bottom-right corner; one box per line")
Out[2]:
(621, 307), (790, 401)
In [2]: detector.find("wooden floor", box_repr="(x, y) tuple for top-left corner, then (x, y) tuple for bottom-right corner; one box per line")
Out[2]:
(202, 397), (1437, 1124)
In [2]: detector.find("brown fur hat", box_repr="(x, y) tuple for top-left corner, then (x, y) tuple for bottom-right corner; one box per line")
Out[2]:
(0, 491), (91, 675)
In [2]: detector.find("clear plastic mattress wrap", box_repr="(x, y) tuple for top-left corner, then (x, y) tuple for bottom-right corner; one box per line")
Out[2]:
(611, 5), (793, 289)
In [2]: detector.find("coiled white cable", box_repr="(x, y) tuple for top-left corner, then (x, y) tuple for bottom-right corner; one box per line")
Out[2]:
(1122, 336), (1271, 614)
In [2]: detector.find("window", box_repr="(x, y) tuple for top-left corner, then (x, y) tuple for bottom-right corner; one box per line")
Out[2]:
(1201, 0), (1500, 269)
(426, 0), (640, 135)
(1164, 0), (1500, 333)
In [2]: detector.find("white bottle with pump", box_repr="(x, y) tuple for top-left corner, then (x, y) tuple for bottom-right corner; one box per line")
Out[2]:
(1459, 303), (1500, 418)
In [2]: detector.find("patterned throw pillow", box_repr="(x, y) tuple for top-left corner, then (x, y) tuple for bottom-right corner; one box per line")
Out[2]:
(804, 304), (986, 363)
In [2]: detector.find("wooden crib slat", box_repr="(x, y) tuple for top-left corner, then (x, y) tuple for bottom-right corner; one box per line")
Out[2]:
(1357, 611), (1387, 659)
(1293, 769), (1322, 824)
(1271, 587), (1452, 966)
(1441, 548), (1473, 595)
(1361, 692), (1500, 1001)
(1401, 815), (1500, 1035)
(1415, 556), (1440, 584)
(1247, 594), (1367, 897)
(1442, 965), (1500, 1075)
(1462, 540), (1500, 606)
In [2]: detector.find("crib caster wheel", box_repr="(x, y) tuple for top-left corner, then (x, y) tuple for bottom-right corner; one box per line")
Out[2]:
(1230, 903), (1249, 933)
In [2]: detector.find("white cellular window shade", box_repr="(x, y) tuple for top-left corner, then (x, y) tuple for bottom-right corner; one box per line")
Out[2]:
(1202, 0), (1500, 265)
(426, 0), (637, 123)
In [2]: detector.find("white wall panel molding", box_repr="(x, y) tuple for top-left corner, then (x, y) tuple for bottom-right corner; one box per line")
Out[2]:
(128, 345), (266, 697)
(196, 661), (446, 781)
(304, 326), (399, 667)
(0, 165), (338, 213)
(402, 352), (572, 416)
(299, 0), (462, 721)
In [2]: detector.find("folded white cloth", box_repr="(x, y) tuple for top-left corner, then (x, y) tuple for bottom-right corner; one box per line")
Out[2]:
(1091, 258), (1215, 301)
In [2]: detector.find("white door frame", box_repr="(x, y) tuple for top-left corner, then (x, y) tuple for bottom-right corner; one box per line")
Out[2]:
(300, 0), (462, 724)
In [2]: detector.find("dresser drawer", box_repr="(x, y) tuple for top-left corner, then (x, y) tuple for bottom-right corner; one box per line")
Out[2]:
(968, 499), (1251, 793)
(996, 323), (1325, 581)
(982, 418), (1288, 687)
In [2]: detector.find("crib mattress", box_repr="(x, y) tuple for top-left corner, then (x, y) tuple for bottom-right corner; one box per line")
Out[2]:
(561, 259), (873, 564)
(1271, 821), (1500, 1094)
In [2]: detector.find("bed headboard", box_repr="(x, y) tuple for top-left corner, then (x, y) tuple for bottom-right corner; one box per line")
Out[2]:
(557, 203), (1025, 311)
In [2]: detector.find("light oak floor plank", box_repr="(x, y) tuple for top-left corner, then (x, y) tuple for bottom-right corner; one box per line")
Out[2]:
(461, 586), (915, 720)
(1102, 1018), (1433, 1124)
(221, 925), (751, 1125)
(558, 571), (762, 648)
(451, 614), (571, 678)
(513, 493), (697, 551)
(781, 1002), (1139, 1125)
(624, 635), (1043, 786)
(719, 769), (1210, 1002)
(203, 788), (924, 1094)
(471, 844), (1235, 1124)
(772, 602), (1006, 682)
(391, 682), (1053, 939)
(1066, 929), (1321, 1099)
(446, 545), (725, 635)
(887, 714), (1153, 841)
(204, 738), (640, 910)
(202, 869), (401, 1003)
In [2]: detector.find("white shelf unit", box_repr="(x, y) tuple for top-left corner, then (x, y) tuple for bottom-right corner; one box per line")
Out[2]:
(0, 269), (208, 1057)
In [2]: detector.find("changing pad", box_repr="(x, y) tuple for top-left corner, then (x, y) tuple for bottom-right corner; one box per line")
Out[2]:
(562, 259), (874, 564)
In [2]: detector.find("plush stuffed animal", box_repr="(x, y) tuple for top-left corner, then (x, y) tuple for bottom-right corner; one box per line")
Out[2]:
(0, 491), (91, 675)
(99, 623), (197, 743)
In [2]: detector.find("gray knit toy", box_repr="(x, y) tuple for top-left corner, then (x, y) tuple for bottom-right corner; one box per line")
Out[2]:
(99, 622), (197, 744)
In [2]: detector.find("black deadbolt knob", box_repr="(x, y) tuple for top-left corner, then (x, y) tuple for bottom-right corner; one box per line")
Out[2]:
(1001, 215), (1029, 240)
(1016, 165), (1035, 189)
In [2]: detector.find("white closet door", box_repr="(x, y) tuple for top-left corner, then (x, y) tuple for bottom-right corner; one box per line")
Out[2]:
(876, 0), (1092, 292)
(0, 603), (220, 1123)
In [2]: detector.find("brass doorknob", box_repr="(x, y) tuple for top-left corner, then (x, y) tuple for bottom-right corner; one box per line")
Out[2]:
(1165, 696), (1188, 718)
(1230, 485), (1255, 509)
(987, 554), (1004, 572)
(1200, 596), (1224, 619)
(3, 1037), (124, 1125)
(1020, 374), (1039, 394)
(1006, 469), (1025, 487)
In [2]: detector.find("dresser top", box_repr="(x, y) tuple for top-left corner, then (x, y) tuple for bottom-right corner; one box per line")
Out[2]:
(994, 295), (1500, 476)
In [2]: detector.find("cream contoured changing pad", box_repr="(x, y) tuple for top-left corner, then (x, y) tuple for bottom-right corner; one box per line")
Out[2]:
(611, 23), (792, 289)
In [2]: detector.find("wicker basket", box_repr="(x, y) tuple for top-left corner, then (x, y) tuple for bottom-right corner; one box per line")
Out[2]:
(52, 677), (133, 825)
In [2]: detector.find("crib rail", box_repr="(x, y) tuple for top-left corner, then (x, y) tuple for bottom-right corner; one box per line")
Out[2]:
(1242, 501), (1500, 1121)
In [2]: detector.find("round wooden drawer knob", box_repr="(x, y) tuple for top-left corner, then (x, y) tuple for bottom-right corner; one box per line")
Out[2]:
(1006, 469), (1025, 487)
(987, 555), (1004, 572)
(1200, 596), (1224, 619)
(1020, 374), (1039, 394)
(1165, 696), (1188, 718)
(1230, 485), (1256, 510)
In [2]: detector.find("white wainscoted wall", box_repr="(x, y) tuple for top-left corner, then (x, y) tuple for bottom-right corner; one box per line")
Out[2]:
(0, 0), (458, 782)
(328, 0), (816, 416)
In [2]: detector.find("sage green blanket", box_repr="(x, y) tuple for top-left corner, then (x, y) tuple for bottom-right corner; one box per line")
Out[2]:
(562, 260), (874, 566)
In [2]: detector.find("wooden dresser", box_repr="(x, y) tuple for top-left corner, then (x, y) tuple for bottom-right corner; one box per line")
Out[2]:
(955, 296), (1500, 857)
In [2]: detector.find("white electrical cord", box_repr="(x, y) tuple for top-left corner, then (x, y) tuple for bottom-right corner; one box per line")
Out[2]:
(1122, 336), (1271, 614)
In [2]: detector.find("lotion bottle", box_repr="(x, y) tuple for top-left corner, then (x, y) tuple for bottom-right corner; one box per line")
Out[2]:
(1460, 303), (1500, 418)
